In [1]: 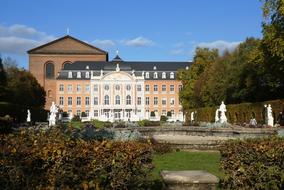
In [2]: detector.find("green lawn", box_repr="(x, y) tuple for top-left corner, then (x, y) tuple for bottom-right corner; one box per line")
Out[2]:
(151, 151), (223, 180)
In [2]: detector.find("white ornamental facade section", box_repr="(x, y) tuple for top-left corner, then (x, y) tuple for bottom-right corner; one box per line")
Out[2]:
(90, 70), (145, 122)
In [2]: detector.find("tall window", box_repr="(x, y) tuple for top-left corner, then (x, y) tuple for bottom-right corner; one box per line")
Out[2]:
(162, 98), (166, 105)
(59, 84), (64, 92)
(77, 110), (81, 117)
(145, 97), (150, 105)
(154, 97), (158, 105)
(59, 97), (64, 105)
(145, 85), (150, 92)
(137, 97), (141, 105)
(115, 95), (120, 105)
(67, 84), (72, 92)
(77, 97), (81, 106)
(68, 97), (72, 105)
(178, 85), (183, 92)
(104, 95), (109, 105)
(137, 85), (142, 91)
(126, 84), (131, 91)
(115, 84), (120, 91)
(85, 85), (90, 92)
(94, 97), (98, 105)
(154, 85), (158, 92)
(104, 85), (109, 91)
(126, 95), (131, 105)
(77, 84), (81, 92)
(85, 97), (90, 106)
(94, 110), (98, 117)
(170, 85), (174, 92)
(162, 85), (166, 92)
(85, 110), (89, 117)
(45, 62), (54, 78)
(170, 98), (175, 105)
(93, 85), (98, 92)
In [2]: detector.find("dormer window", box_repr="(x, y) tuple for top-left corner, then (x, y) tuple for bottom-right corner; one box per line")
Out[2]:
(85, 72), (90, 78)
(86, 65), (89, 70)
(77, 71), (81, 78)
(153, 66), (157, 70)
(68, 71), (72, 78)
(186, 66), (189, 70)
(170, 72), (174, 79)
(146, 72), (149, 78)
(162, 72), (166, 79)
(154, 72), (158, 79)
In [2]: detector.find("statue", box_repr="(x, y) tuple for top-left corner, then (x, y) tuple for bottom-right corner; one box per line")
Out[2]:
(49, 102), (58, 126)
(27, 109), (31, 122)
(190, 112), (194, 122)
(219, 101), (227, 123)
(215, 109), (219, 123)
(267, 104), (274, 127)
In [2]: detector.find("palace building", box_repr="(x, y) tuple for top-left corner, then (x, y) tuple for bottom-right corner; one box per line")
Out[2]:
(28, 35), (191, 122)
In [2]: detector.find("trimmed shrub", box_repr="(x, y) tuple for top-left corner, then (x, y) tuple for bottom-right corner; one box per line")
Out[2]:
(220, 137), (284, 189)
(62, 111), (68, 117)
(138, 119), (160, 127)
(71, 115), (81, 122)
(160, 115), (168, 122)
(167, 111), (172, 117)
(0, 126), (153, 189)
(81, 111), (87, 117)
(187, 99), (284, 125)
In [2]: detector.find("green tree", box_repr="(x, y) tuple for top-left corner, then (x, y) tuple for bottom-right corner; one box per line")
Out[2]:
(7, 68), (46, 108)
(178, 48), (219, 109)
(261, 0), (284, 98)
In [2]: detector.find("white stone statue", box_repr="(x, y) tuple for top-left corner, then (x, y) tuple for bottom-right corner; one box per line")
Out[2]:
(49, 101), (58, 126)
(27, 109), (31, 122)
(190, 112), (194, 122)
(100, 69), (103, 76)
(267, 104), (274, 126)
(219, 101), (227, 123)
(116, 64), (120, 72)
(215, 109), (219, 123)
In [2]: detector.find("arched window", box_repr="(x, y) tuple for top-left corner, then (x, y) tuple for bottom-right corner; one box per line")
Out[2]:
(62, 61), (72, 69)
(162, 72), (166, 79)
(126, 95), (131, 105)
(115, 95), (120, 105)
(104, 95), (109, 105)
(45, 62), (54, 78)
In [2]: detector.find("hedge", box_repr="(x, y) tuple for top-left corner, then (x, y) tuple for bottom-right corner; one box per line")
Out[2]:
(220, 137), (284, 189)
(0, 126), (153, 189)
(186, 99), (284, 124)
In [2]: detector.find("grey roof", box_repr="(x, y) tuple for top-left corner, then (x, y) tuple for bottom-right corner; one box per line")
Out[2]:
(62, 61), (191, 71)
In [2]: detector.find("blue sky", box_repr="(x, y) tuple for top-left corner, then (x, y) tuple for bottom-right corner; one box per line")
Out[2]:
(1, 0), (263, 68)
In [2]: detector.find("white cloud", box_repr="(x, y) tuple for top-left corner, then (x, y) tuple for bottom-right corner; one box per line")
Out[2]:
(120, 36), (154, 47)
(92, 39), (116, 48)
(170, 49), (185, 55)
(195, 40), (241, 54)
(0, 24), (55, 54)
